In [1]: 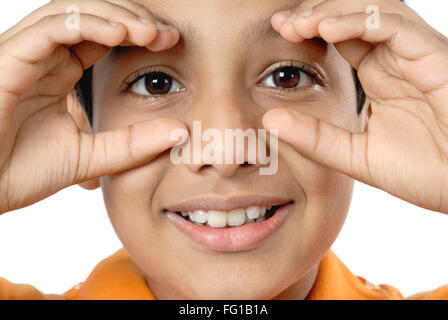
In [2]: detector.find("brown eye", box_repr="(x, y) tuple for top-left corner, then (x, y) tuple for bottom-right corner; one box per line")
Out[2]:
(130, 71), (182, 96)
(273, 67), (300, 88)
(145, 72), (172, 94)
(261, 66), (313, 89)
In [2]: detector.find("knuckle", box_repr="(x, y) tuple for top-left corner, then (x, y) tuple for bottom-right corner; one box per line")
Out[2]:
(60, 60), (83, 92)
(105, 1), (142, 20)
(132, 2), (155, 18)
(37, 13), (60, 28)
(53, 45), (70, 62)
(72, 61), (84, 81)
(50, 0), (65, 7)
(391, 12), (407, 26)
(49, 0), (72, 13)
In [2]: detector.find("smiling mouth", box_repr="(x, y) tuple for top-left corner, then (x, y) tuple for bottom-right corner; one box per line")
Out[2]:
(164, 200), (294, 252)
(166, 202), (291, 228)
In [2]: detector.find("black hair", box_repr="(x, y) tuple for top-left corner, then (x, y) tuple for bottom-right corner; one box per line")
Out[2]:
(76, 66), (93, 125)
(74, 0), (405, 126)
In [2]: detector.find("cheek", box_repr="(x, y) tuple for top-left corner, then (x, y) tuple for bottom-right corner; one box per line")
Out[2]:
(280, 142), (354, 261)
(304, 167), (354, 246)
(99, 155), (171, 246)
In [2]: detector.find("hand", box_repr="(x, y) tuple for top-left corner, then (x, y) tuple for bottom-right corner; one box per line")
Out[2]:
(263, 0), (448, 213)
(0, 0), (188, 214)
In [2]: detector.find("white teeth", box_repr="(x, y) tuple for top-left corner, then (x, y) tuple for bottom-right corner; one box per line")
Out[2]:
(194, 210), (207, 223)
(176, 205), (276, 227)
(246, 206), (261, 220)
(227, 209), (246, 227)
(206, 210), (227, 227)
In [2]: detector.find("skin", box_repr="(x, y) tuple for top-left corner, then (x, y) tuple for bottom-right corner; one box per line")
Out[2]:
(0, 0), (446, 299)
(89, 0), (363, 299)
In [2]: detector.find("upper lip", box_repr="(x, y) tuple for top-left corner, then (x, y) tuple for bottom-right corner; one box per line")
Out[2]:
(164, 195), (292, 212)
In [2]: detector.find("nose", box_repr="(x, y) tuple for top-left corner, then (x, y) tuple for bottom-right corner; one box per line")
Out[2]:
(183, 89), (266, 178)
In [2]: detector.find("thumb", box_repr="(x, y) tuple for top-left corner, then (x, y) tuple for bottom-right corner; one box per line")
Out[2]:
(73, 118), (189, 183)
(262, 108), (370, 182)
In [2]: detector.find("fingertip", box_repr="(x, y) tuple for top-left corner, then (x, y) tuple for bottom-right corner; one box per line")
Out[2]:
(271, 10), (292, 32)
(172, 127), (190, 147)
(169, 28), (181, 47)
(110, 22), (127, 44)
(106, 20), (125, 32)
(163, 119), (190, 147)
(129, 22), (158, 47)
(145, 23), (159, 44)
(146, 25), (179, 52)
(279, 21), (304, 43)
(154, 118), (190, 141)
(138, 17), (151, 25)
(262, 108), (295, 131)
(316, 19), (341, 44)
(132, 118), (189, 155)
(156, 21), (168, 31)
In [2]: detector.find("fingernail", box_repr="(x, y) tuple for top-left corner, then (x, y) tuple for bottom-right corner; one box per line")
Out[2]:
(138, 17), (150, 25)
(325, 17), (339, 24)
(299, 9), (313, 18)
(108, 20), (119, 27)
(286, 13), (297, 23)
(156, 21), (168, 31)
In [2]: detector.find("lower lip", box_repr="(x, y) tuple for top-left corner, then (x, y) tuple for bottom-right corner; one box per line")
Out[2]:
(165, 203), (292, 252)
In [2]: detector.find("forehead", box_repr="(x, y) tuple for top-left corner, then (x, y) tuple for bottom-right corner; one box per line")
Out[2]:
(133, 0), (302, 39)
(135, 0), (302, 17)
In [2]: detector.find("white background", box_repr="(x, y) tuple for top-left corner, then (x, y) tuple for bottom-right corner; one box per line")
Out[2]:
(0, 0), (447, 298)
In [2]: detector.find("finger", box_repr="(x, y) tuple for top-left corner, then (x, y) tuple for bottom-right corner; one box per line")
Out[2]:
(56, 0), (159, 47)
(274, 0), (428, 42)
(70, 41), (110, 69)
(333, 39), (374, 71)
(270, 0), (323, 30)
(262, 108), (372, 184)
(105, 0), (155, 19)
(271, 10), (305, 43)
(20, 47), (85, 101)
(1, 0), (157, 47)
(146, 22), (181, 52)
(318, 13), (448, 95)
(0, 13), (127, 112)
(74, 119), (190, 183)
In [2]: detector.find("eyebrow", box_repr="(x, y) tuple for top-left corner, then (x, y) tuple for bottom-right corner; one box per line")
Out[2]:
(154, 13), (284, 44)
(108, 10), (328, 64)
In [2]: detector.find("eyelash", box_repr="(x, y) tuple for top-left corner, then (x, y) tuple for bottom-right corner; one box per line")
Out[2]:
(123, 68), (180, 93)
(257, 61), (324, 91)
(122, 61), (324, 97)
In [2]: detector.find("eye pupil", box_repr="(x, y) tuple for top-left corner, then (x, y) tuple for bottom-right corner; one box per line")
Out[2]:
(273, 67), (301, 88)
(144, 72), (172, 94)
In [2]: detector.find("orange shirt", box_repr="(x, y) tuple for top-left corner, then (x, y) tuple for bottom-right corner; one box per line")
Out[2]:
(1, 248), (447, 300)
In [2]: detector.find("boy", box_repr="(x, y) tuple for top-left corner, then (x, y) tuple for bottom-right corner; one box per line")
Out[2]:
(0, 0), (447, 299)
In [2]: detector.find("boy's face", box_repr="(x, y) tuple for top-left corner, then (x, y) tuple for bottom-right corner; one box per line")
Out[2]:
(89, 0), (366, 299)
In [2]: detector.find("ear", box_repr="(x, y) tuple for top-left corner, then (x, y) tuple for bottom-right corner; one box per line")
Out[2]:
(67, 91), (100, 190)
